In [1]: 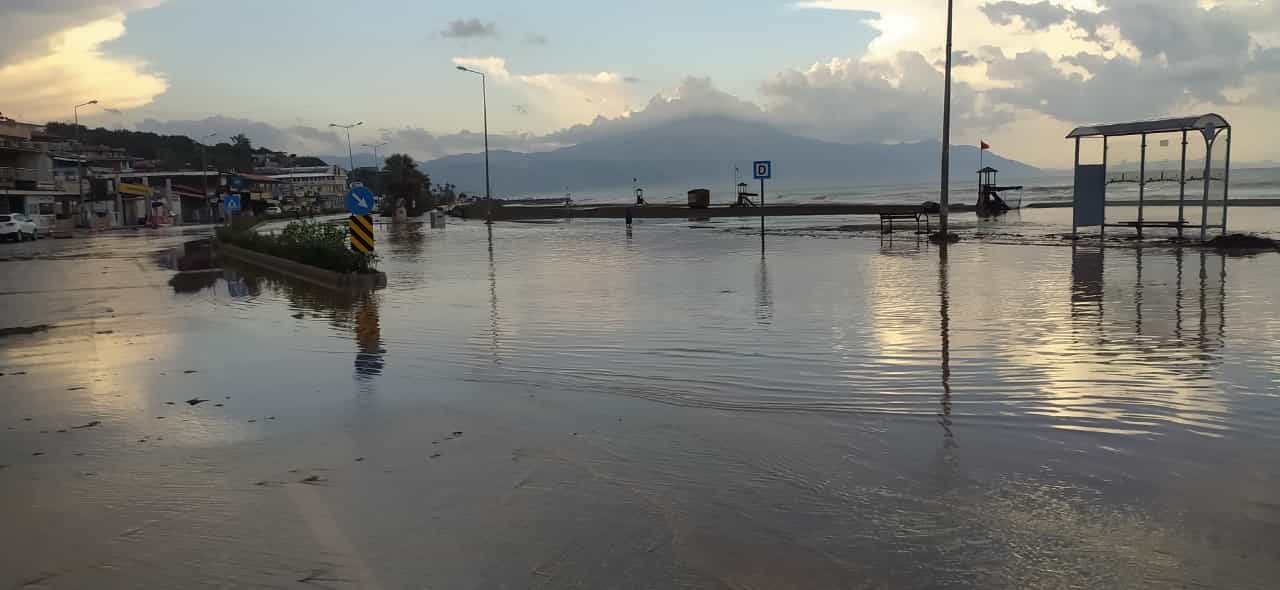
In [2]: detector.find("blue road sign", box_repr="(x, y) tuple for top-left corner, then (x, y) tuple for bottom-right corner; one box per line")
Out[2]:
(346, 185), (375, 215)
(223, 194), (241, 213)
(753, 160), (772, 180)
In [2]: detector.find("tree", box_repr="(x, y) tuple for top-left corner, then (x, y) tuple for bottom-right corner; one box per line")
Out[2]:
(230, 133), (254, 172)
(381, 153), (431, 216)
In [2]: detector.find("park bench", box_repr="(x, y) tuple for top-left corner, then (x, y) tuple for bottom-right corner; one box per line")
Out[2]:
(879, 209), (930, 235)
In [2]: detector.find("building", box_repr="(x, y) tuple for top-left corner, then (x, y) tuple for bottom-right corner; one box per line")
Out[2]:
(116, 170), (227, 224)
(267, 165), (347, 211)
(0, 117), (77, 234)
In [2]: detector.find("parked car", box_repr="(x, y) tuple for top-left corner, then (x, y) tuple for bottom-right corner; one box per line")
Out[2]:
(265, 206), (283, 215)
(0, 213), (38, 242)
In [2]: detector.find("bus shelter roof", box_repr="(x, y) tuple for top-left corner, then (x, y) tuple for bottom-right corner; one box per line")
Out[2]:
(1066, 113), (1229, 139)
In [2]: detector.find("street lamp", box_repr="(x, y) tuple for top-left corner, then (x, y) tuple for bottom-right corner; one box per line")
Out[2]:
(74, 100), (99, 224)
(198, 133), (218, 219)
(456, 65), (492, 223)
(361, 141), (389, 171)
(937, 0), (954, 242)
(329, 121), (363, 181)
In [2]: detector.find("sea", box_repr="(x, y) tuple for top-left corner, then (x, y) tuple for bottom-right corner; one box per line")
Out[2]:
(554, 166), (1280, 208)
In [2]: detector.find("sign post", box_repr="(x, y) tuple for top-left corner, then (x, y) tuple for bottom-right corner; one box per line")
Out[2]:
(753, 160), (771, 255)
(223, 194), (241, 222)
(346, 185), (376, 254)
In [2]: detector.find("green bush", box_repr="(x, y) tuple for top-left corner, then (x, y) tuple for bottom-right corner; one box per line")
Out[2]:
(216, 220), (377, 274)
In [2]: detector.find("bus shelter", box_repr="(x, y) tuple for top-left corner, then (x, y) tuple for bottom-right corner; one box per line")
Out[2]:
(1067, 114), (1231, 241)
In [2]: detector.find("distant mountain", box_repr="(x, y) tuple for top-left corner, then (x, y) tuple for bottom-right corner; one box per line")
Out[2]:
(420, 116), (1040, 197)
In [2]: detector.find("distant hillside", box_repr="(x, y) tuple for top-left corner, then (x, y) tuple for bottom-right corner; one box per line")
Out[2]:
(421, 116), (1040, 196)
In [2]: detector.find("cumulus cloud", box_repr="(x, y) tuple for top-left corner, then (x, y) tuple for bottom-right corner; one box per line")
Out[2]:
(440, 18), (498, 39)
(761, 51), (1010, 144)
(543, 76), (764, 145)
(0, 0), (162, 64)
(981, 1), (1071, 29)
(452, 57), (636, 130)
(0, 12), (167, 122)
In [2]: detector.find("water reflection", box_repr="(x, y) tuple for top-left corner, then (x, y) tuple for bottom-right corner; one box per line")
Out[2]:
(487, 224), (503, 365)
(755, 257), (772, 325)
(937, 248), (956, 450)
(166, 241), (389, 387)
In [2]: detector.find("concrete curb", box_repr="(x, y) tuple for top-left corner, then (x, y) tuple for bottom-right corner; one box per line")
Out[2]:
(213, 240), (386, 291)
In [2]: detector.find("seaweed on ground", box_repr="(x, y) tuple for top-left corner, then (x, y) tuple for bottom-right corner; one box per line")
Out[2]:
(1204, 234), (1280, 253)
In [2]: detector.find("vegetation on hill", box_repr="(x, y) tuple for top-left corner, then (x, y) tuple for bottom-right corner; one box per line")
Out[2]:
(45, 122), (315, 173)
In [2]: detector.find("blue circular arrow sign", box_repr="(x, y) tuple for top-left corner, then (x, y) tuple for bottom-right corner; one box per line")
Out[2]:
(346, 185), (375, 215)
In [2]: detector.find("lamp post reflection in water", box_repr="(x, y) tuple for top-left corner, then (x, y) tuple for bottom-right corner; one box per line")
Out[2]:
(937, 247), (956, 451)
(488, 224), (502, 364)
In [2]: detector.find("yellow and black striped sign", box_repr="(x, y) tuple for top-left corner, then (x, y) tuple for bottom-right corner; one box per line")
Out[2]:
(348, 214), (375, 253)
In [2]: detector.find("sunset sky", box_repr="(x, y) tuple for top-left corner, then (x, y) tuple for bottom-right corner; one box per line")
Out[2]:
(3, 0), (1278, 168)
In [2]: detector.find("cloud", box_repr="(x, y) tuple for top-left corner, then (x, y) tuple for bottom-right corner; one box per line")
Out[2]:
(523, 33), (549, 46)
(135, 115), (564, 164)
(544, 76), (765, 145)
(452, 57), (636, 130)
(761, 51), (1010, 144)
(0, 0), (162, 64)
(440, 18), (498, 39)
(0, 13), (167, 122)
(981, 1), (1071, 30)
(974, 0), (1277, 122)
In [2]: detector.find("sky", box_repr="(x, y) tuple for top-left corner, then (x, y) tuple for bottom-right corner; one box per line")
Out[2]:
(2, 0), (1279, 169)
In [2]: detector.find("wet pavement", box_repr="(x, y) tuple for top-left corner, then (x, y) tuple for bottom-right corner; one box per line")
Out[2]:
(2, 217), (1279, 588)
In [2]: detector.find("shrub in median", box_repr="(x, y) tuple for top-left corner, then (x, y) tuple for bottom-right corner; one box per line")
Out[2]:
(216, 220), (377, 274)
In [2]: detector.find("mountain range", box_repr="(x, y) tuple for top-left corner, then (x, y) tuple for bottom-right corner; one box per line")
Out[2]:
(413, 116), (1040, 197)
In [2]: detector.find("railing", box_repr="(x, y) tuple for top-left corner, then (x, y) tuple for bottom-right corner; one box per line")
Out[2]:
(0, 167), (55, 189)
(0, 138), (41, 151)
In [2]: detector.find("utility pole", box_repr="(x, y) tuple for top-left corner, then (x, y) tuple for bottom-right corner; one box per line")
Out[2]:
(199, 133), (217, 223)
(938, 0), (954, 241)
(456, 66), (493, 223)
(74, 100), (99, 226)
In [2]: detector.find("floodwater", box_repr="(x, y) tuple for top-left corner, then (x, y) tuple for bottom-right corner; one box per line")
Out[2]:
(2, 219), (1279, 588)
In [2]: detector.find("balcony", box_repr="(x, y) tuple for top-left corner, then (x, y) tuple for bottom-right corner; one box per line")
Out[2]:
(0, 167), (57, 190)
(0, 138), (42, 153)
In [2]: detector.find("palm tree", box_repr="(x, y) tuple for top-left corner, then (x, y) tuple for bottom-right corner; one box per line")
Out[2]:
(230, 133), (254, 172)
(382, 153), (430, 216)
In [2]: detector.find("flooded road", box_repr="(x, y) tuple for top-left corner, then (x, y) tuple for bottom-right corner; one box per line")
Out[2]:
(2, 220), (1279, 588)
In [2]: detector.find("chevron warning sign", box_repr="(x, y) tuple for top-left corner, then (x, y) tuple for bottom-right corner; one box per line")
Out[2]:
(348, 214), (375, 254)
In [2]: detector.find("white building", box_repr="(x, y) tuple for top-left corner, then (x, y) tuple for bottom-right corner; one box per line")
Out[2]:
(268, 165), (347, 211)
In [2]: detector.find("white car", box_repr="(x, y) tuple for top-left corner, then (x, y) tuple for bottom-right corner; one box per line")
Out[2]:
(0, 213), (38, 242)
(265, 206), (283, 215)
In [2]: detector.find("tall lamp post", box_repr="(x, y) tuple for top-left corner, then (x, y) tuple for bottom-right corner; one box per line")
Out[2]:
(361, 141), (389, 171)
(329, 121), (363, 181)
(199, 132), (217, 221)
(456, 65), (492, 223)
(937, 0), (954, 241)
(74, 100), (99, 225)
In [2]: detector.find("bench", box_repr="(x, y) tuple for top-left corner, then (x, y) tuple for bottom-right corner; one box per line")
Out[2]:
(879, 210), (930, 235)
(1110, 220), (1190, 228)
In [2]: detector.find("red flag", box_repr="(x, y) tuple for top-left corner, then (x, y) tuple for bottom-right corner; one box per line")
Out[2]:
(980, 141), (990, 150)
